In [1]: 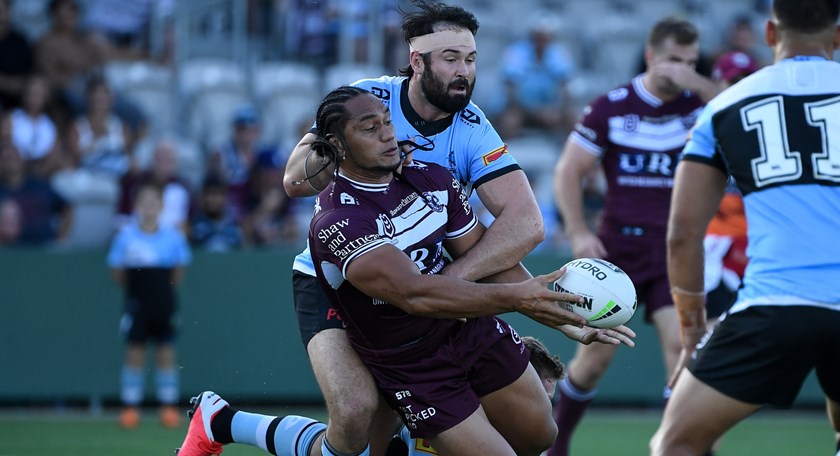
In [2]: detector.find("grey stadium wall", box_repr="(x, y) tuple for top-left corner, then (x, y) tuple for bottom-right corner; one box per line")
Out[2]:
(0, 249), (824, 407)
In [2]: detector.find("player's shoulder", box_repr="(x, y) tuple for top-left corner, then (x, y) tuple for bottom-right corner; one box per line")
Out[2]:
(403, 160), (452, 182)
(455, 100), (492, 130)
(351, 75), (405, 102)
(586, 80), (635, 114)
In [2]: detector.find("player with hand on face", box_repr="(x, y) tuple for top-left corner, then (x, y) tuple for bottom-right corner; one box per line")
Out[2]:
(549, 16), (719, 456)
(651, 1), (840, 454)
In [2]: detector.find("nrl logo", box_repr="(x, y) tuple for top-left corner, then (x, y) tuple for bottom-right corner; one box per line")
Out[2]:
(376, 213), (395, 238)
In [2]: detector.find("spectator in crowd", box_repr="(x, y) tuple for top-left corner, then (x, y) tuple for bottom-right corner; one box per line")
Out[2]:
(207, 105), (272, 219)
(116, 138), (191, 232)
(107, 183), (191, 430)
(0, 196), (22, 246)
(9, 74), (61, 177)
(82, 0), (175, 63)
(35, 0), (104, 114)
(241, 150), (294, 247)
(189, 174), (242, 252)
(66, 74), (134, 180)
(0, 0), (34, 109)
(493, 14), (576, 139)
(35, 0), (146, 132)
(0, 144), (72, 245)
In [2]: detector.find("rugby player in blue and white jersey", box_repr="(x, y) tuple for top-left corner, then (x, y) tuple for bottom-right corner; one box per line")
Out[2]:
(280, 1), (629, 456)
(652, 1), (840, 454)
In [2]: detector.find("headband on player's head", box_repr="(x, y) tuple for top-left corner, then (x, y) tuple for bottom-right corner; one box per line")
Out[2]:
(409, 29), (476, 54)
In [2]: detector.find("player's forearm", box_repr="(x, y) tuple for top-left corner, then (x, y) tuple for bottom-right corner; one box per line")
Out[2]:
(667, 226), (707, 332)
(444, 203), (543, 282)
(282, 133), (333, 197)
(689, 74), (722, 103)
(478, 263), (533, 284)
(398, 274), (525, 318)
(554, 167), (589, 236)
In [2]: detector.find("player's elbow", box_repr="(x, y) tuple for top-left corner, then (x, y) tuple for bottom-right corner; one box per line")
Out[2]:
(282, 174), (307, 198)
(519, 207), (546, 250)
(666, 223), (703, 253)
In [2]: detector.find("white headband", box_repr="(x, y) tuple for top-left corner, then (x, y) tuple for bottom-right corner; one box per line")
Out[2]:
(409, 29), (476, 54)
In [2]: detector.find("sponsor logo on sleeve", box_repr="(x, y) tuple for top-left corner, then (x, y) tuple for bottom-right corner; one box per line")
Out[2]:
(460, 108), (480, 124)
(575, 123), (598, 142)
(370, 86), (391, 100)
(481, 144), (508, 166)
(608, 87), (629, 101)
(376, 213), (395, 238)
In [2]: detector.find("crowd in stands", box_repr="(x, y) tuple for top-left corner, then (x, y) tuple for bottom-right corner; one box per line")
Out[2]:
(0, 0), (784, 254)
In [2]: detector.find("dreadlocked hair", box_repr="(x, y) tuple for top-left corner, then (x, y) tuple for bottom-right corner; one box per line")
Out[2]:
(307, 86), (370, 182)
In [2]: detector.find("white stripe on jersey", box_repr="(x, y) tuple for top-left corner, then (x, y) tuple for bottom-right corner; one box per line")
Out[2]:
(342, 240), (389, 278)
(570, 131), (604, 156)
(607, 116), (695, 152)
(446, 217), (478, 239)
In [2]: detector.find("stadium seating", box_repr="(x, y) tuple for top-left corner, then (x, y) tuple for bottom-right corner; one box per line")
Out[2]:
(104, 61), (176, 136)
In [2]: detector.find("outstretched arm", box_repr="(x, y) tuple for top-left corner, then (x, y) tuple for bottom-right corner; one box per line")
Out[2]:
(443, 170), (544, 282)
(346, 240), (577, 330)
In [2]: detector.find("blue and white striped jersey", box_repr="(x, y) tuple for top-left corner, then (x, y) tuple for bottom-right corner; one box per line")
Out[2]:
(682, 56), (840, 312)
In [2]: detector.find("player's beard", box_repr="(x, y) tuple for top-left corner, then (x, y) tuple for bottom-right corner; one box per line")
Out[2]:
(421, 70), (474, 113)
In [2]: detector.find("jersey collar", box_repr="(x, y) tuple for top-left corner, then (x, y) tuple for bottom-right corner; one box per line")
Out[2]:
(633, 75), (663, 108)
(337, 170), (390, 193)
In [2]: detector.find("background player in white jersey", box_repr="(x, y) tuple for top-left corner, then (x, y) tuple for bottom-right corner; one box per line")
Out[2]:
(549, 17), (720, 456)
(651, 1), (840, 454)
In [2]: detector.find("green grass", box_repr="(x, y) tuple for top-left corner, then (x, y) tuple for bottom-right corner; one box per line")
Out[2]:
(0, 407), (833, 455)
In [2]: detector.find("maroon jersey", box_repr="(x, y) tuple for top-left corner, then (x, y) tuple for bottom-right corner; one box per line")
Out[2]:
(310, 161), (477, 360)
(571, 76), (703, 233)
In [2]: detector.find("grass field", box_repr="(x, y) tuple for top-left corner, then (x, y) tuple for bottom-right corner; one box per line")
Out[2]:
(0, 406), (833, 456)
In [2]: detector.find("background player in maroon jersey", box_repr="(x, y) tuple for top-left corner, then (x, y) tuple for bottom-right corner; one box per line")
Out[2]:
(548, 17), (720, 456)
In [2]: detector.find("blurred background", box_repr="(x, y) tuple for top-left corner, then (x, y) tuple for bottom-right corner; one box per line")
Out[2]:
(0, 0), (832, 446)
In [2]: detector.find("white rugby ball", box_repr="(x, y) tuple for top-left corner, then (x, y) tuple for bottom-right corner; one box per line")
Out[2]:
(553, 258), (637, 329)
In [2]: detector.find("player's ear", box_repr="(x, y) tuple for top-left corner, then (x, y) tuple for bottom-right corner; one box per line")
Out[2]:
(764, 19), (777, 48)
(410, 50), (425, 74)
(643, 46), (654, 70)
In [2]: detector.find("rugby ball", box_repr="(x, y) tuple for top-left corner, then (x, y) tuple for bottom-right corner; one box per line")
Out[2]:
(553, 258), (637, 328)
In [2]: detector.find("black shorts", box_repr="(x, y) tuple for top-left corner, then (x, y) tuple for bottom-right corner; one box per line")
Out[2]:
(293, 271), (343, 348)
(120, 296), (178, 344)
(705, 281), (737, 320)
(688, 305), (840, 407)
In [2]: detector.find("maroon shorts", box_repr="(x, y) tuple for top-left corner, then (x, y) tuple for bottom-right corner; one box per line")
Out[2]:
(601, 228), (672, 322)
(362, 316), (530, 438)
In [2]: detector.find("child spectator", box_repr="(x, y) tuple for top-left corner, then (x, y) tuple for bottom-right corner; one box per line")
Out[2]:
(107, 183), (191, 429)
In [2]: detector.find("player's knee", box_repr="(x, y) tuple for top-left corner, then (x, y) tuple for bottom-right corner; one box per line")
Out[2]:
(328, 393), (379, 434)
(650, 424), (698, 456)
